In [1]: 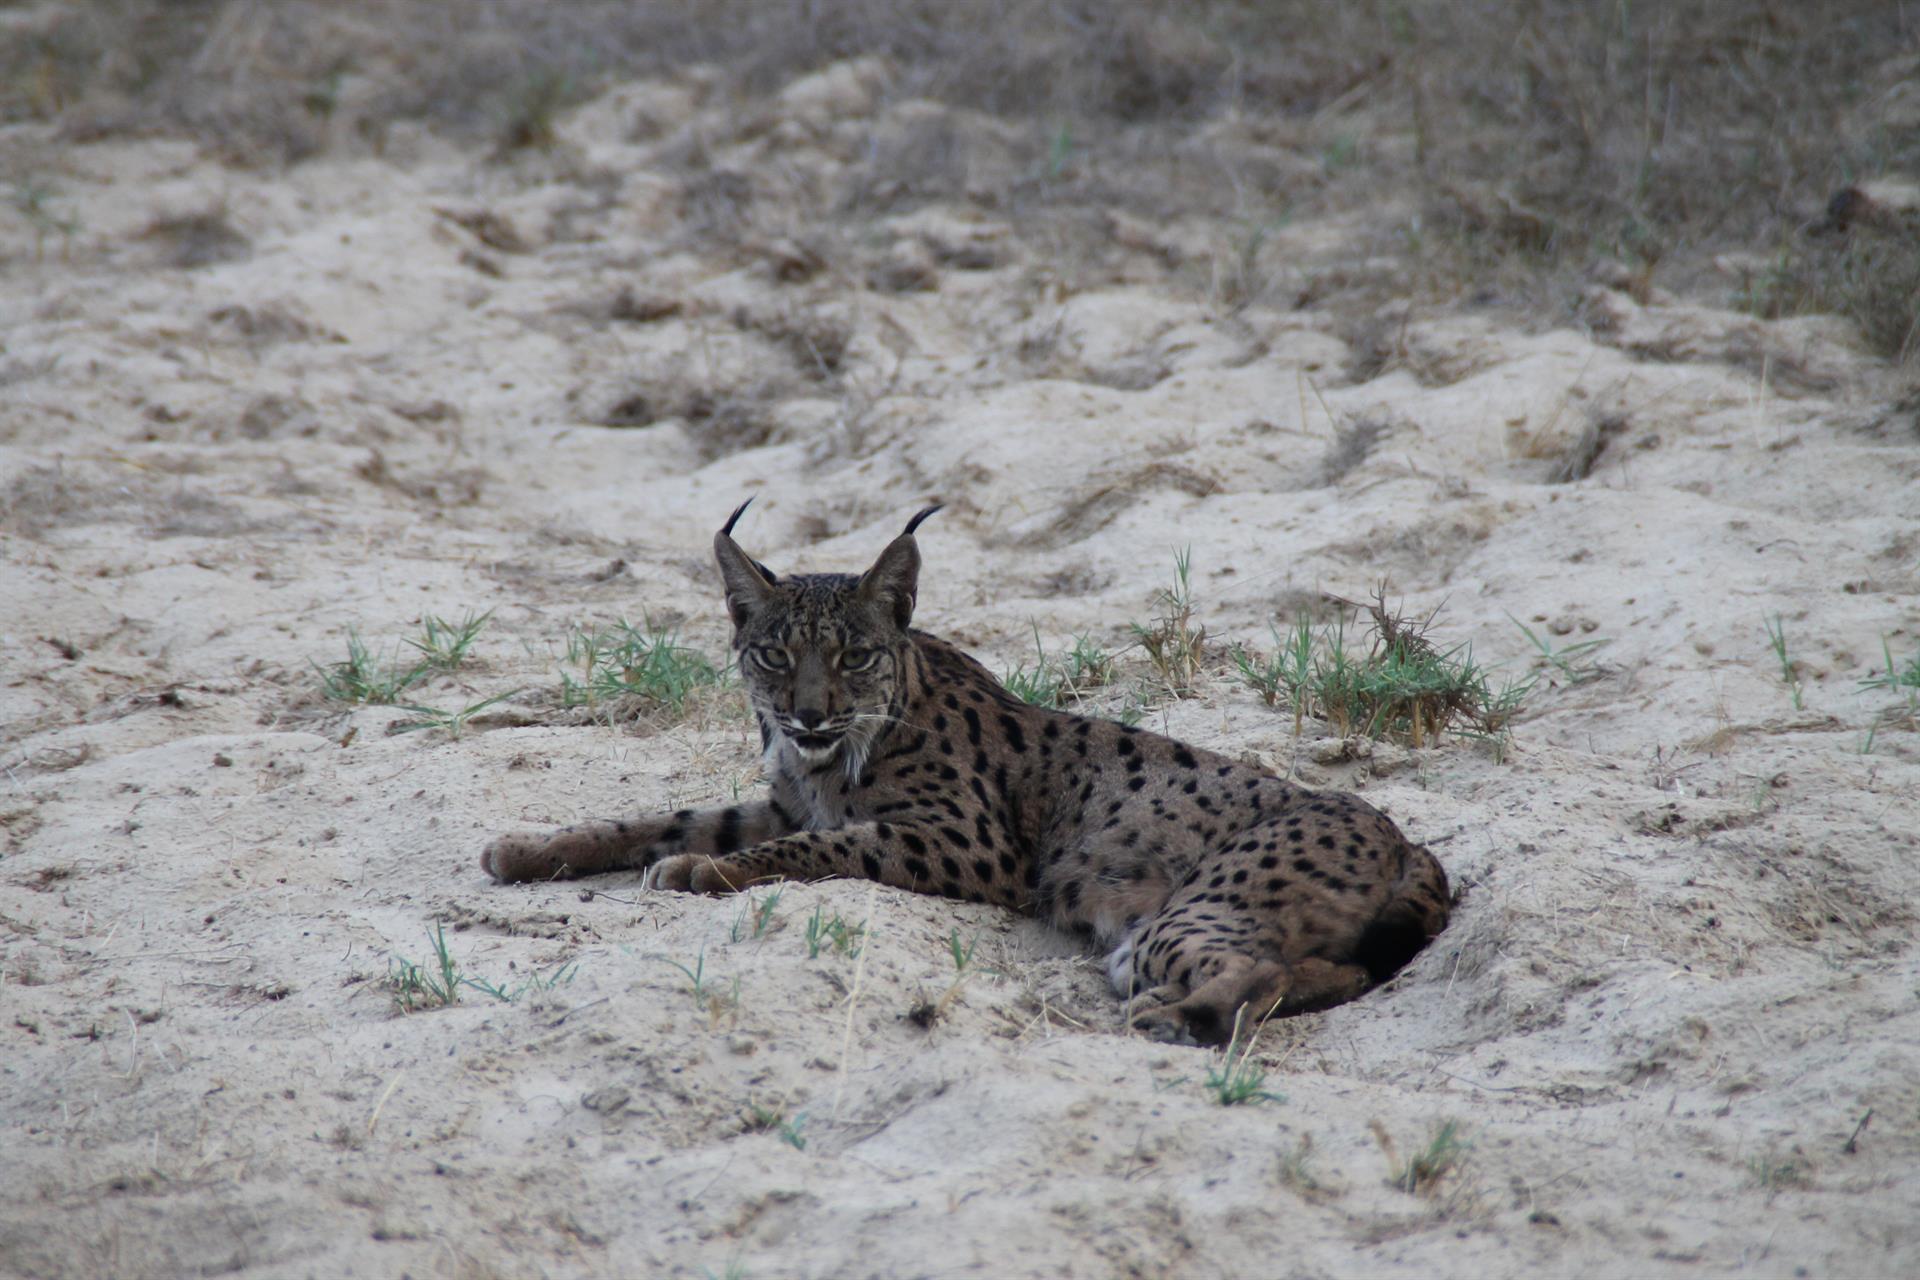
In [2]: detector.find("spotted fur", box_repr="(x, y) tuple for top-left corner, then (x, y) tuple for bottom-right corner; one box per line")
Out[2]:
(481, 505), (1451, 1044)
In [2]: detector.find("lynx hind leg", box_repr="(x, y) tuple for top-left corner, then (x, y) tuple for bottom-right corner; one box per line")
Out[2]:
(480, 818), (654, 882)
(1124, 952), (1370, 1045)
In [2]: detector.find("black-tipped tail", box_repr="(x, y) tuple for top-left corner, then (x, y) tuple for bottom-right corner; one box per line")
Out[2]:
(1352, 844), (1451, 983)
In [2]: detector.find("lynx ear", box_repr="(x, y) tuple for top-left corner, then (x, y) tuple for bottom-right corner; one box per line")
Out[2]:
(714, 499), (776, 628)
(858, 505), (939, 629)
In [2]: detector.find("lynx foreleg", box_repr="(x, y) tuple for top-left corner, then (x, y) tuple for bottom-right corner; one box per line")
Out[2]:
(481, 799), (797, 883)
(644, 820), (990, 900)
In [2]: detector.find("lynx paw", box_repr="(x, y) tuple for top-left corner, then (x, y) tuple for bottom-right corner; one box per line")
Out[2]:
(1128, 1006), (1201, 1045)
(1125, 986), (1201, 1045)
(480, 832), (564, 883)
(642, 854), (751, 895)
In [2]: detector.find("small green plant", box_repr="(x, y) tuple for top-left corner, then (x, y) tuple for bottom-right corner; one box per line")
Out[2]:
(464, 958), (581, 1003)
(11, 178), (80, 257)
(1004, 624), (1116, 707)
(499, 68), (572, 152)
(1113, 681), (1156, 727)
(662, 948), (739, 1018)
(389, 924), (577, 1009)
(560, 618), (726, 714)
(746, 1104), (809, 1151)
(909, 930), (988, 1028)
(1132, 548), (1206, 696)
(1860, 636), (1920, 728)
(804, 906), (865, 959)
(389, 923), (464, 1011)
(1043, 123), (1074, 180)
(1509, 614), (1611, 685)
(1238, 594), (1530, 751)
(664, 948), (716, 1001)
(316, 629), (432, 704)
(1763, 614), (1805, 710)
(731, 886), (784, 943)
(1204, 1037), (1285, 1107)
(1232, 619), (1315, 732)
(1003, 624), (1064, 706)
(1063, 633), (1118, 689)
(1388, 1119), (1470, 1194)
(405, 609), (491, 670)
(1278, 1135), (1320, 1192)
(1747, 1151), (1812, 1195)
(392, 688), (523, 739)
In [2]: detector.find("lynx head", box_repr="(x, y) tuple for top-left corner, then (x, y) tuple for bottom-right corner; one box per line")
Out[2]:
(714, 501), (941, 774)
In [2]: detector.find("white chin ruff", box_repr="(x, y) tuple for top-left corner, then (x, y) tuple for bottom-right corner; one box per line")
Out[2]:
(793, 742), (840, 768)
(1105, 934), (1138, 996)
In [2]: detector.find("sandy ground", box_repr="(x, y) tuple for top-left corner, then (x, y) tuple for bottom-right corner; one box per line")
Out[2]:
(3, 60), (1919, 1279)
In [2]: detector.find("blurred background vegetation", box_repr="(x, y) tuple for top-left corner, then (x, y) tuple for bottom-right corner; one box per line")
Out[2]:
(4, 0), (1915, 357)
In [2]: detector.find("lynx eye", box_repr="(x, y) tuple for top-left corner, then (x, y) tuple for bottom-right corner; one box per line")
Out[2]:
(839, 648), (881, 672)
(749, 646), (791, 671)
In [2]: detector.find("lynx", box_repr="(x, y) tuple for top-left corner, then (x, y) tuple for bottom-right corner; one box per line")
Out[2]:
(482, 503), (1450, 1044)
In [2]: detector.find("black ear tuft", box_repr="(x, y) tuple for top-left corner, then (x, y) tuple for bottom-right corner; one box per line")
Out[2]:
(714, 499), (775, 629)
(720, 497), (754, 538)
(902, 503), (944, 537)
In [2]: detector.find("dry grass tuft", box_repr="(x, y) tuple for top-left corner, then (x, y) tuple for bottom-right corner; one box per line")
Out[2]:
(1745, 209), (1920, 365)
(139, 207), (251, 268)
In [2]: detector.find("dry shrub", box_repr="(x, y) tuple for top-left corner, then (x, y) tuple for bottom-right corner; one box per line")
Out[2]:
(139, 207), (250, 268)
(599, 379), (785, 461)
(1744, 223), (1920, 365)
(7, 0), (1910, 327)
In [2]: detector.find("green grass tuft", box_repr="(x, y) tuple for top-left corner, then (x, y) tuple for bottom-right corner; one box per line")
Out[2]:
(948, 928), (979, 973)
(316, 628), (432, 704)
(1204, 1038), (1285, 1106)
(1509, 614), (1611, 686)
(1131, 547), (1206, 696)
(405, 609), (491, 670)
(560, 618), (726, 714)
(1237, 593), (1531, 752)
(389, 923), (577, 1010)
(746, 1104), (809, 1151)
(392, 688), (524, 739)
(388, 922), (464, 1012)
(1763, 614), (1805, 711)
(730, 886), (784, 943)
(1390, 1119), (1470, 1194)
(804, 906), (865, 959)
(1004, 623), (1116, 708)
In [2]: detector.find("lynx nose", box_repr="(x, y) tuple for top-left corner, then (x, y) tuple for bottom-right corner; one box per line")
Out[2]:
(794, 708), (826, 730)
